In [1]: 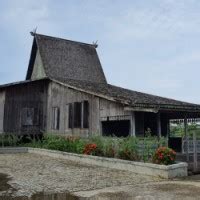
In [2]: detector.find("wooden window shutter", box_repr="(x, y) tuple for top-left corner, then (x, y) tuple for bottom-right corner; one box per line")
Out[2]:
(74, 102), (82, 128)
(56, 108), (60, 130)
(68, 103), (73, 128)
(83, 101), (89, 128)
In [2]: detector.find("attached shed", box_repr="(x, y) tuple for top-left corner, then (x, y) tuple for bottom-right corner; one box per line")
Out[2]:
(0, 79), (48, 135)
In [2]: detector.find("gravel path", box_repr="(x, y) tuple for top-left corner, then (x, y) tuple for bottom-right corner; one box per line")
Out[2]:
(2, 153), (200, 199)
(0, 153), (159, 197)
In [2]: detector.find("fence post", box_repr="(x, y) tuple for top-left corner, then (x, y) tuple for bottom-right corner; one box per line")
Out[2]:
(184, 116), (189, 162)
(193, 132), (198, 172)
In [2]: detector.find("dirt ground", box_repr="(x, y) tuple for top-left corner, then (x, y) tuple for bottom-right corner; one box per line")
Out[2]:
(75, 181), (200, 200)
(0, 153), (200, 199)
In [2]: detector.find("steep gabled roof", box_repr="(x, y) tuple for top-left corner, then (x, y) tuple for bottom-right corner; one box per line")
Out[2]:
(13, 32), (200, 112)
(26, 33), (107, 84)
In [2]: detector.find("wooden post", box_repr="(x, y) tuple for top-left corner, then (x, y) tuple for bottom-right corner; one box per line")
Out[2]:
(166, 119), (170, 147)
(157, 112), (161, 137)
(1, 133), (4, 147)
(166, 119), (170, 138)
(131, 112), (136, 136)
(193, 132), (198, 172)
(184, 115), (189, 162)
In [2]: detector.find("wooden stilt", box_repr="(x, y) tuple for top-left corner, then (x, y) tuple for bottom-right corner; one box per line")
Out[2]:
(157, 112), (161, 137)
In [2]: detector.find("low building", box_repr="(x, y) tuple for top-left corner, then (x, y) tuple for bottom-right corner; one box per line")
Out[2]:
(0, 33), (200, 138)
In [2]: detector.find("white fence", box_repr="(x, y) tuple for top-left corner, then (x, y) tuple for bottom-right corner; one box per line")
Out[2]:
(182, 139), (200, 153)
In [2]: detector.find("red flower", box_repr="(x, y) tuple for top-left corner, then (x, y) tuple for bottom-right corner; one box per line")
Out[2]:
(83, 143), (97, 155)
(153, 147), (176, 165)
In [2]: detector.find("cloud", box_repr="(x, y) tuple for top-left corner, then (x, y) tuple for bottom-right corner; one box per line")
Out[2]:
(104, 0), (200, 41)
(0, 0), (50, 36)
(151, 79), (183, 89)
(3, 0), (49, 21)
(0, 0), (200, 104)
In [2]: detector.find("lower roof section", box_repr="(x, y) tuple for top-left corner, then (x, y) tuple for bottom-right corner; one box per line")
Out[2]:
(1, 77), (200, 112)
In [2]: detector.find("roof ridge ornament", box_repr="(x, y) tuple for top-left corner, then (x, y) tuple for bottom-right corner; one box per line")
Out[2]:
(30, 27), (38, 36)
(92, 40), (98, 48)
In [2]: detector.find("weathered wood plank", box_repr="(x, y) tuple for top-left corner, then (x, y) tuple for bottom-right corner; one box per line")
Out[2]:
(3, 80), (48, 135)
(0, 91), (5, 133)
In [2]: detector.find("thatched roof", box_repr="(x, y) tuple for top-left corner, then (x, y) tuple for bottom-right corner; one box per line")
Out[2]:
(1, 77), (200, 112)
(4, 33), (197, 112)
(26, 34), (107, 84)
(49, 77), (200, 112)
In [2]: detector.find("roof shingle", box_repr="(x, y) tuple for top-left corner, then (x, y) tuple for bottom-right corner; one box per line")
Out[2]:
(26, 34), (107, 84)
(23, 33), (200, 112)
(53, 77), (200, 111)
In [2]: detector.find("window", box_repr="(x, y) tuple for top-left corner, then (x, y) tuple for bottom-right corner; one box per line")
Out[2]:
(68, 101), (89, 129)
(21, 108), (38, 126)
(52, 107), (60, 130)
(83, 101), (89, 128)
(68, 103), (73, 129)
(74, 102), (82, 128)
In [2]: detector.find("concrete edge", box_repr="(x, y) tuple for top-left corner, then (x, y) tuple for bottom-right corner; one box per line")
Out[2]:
(0, 147), (28, 153)
(28, 147), (187, 169)
(0, 147), (188, 178)
(27, 147), (188, 179)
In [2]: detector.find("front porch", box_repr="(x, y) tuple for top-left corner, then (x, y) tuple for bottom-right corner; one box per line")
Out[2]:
(101, 110), (200, 142)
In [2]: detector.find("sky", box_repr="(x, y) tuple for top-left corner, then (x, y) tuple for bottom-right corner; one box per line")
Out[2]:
(0, 0), (200, 103)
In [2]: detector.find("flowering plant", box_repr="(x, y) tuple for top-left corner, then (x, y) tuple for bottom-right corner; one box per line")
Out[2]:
(118, 148), (139, 161)
(153, 147), (176, 165)
(65, 136), (80, 142)
(83, 143), (97, 155)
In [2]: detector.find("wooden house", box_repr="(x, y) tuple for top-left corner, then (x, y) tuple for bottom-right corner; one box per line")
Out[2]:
(0, 33), (200, 138)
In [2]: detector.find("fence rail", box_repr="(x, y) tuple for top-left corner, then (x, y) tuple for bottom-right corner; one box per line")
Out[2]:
(182, 139), (200, 153)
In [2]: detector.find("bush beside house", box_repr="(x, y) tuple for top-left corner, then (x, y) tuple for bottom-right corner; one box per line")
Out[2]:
(0, 134), (175, 165)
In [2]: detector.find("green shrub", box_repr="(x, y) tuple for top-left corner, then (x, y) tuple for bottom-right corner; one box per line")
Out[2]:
(102, 137), (118, 158)
(41, 135), (86, 153)
(88, 136), (119, 157)
(137, 136), (168, 162)
(0, 134), (23, 147)
(43, 135), (67, 151)
(0, 132), (170, 165)
(88, 135), (104, 156)
(73, 139), (86, 154)
(153, 146), (176, 165)
(117, 137), (140, 161)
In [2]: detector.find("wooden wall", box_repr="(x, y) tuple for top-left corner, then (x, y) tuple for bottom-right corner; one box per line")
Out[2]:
(99, 99), (131, 118)
(3, 80), (48, 135)
(46, 82), (100, 136)
(31, 50), (46, 80)
(47, 82), (134, 137)
(99, 99), (134, 136)
(0, 90), (5, 133)
(0, 79), (171, 137)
